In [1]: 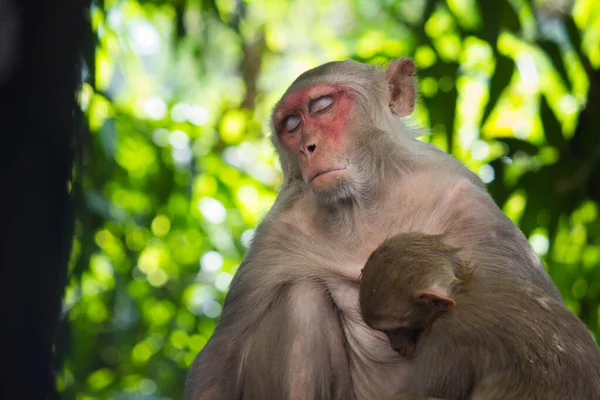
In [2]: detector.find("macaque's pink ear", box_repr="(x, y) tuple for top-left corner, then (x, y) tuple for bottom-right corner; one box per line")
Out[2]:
(415, 285), (455, 312)
(385, 58), (416, 117)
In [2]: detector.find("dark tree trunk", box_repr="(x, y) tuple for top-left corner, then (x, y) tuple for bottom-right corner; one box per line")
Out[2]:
(0, 0), (87, 399)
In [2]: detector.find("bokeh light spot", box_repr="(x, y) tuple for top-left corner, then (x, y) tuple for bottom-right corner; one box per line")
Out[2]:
(215, 272), (233, 292)
(147, 268), (168, 287)
(139, 378), (158, 395)
(219, 110), (247, 144)
(201, 251), (224, 272)
(478, 164), (495, 183)
(203, 299), (222, 318)
(141, 96), (167, 120)
(132, 342), (152, 365)
(87, 368), (114, 391)
(198, 197), (227, 224)
(151, 215), (171, 237)
(129, 21), (161, 55)
(572, 279), (589, 300)
(529, 233), (550, 256)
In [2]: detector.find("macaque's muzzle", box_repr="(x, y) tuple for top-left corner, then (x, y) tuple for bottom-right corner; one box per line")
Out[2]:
(386, 327), (422, 358)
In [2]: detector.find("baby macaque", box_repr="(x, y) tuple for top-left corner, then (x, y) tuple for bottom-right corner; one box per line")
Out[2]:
(359, 232), (600, 400)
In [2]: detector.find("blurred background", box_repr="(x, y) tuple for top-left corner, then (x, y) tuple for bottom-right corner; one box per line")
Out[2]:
(1, 0), (599, 399)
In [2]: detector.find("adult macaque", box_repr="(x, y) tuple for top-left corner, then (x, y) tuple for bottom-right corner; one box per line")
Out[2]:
(360, 232), (600, 400)
(185, 58), (562, 399)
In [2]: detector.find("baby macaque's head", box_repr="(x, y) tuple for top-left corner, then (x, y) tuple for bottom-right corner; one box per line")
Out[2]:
(359, 232), (470, 357)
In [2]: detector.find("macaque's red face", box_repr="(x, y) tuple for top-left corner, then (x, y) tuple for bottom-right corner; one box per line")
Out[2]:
(273, 84), (354, 192)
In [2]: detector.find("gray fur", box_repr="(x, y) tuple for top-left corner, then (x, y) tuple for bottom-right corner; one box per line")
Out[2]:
(184, 59), (562, 400)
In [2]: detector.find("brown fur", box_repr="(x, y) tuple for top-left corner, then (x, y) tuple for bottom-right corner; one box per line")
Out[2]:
(184, 58), (562, 400)
(360, 233), (600, 400)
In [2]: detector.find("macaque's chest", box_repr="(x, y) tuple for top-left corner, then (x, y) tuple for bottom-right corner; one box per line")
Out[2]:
(269, 186), (469, 396)
(306, 247), (410, 397)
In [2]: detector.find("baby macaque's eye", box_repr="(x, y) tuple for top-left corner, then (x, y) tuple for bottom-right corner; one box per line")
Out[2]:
(284, 115), (301, 133)
(308, 95), (333, 114)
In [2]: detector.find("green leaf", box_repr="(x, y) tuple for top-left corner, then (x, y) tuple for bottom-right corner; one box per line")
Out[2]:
(539, 95), (565, 148)
(498, 137), (539, 156)
(564, 17), (587, 67)
(481, 54), (514, 125)
(537, 39), (571, 90)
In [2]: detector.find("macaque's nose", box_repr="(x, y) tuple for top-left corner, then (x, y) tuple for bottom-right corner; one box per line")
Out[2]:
(300, 132), (317, 155)
(300, 137), (317, 155)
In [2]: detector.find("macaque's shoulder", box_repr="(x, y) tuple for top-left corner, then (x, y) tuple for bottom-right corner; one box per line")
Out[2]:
(392, 167), (493, 228)
(399, 162), (486, 197)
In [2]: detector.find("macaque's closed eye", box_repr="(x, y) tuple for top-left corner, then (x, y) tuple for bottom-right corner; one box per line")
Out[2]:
(309, 95), (333, 114)
(381, 327), (407, 338)
(279, 94), (334, 136)
(284, 115), (301, 133)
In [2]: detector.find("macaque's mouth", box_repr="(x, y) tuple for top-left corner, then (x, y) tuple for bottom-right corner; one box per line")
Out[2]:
(309, 167), (348, 183)
(388, 327), (423, 358)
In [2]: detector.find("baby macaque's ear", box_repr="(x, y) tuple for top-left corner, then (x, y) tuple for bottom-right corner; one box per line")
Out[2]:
(385, 57), (416, 117)
(414, 284), (456, 312)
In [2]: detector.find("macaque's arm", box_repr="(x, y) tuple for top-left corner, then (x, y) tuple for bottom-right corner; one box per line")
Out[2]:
(242, 278), (353, 399)
(184, 261), (261, 400)
(184, 254), (352, 400)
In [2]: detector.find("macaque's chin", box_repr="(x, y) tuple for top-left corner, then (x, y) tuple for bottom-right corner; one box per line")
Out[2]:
(309, 170), (358, 206)
(309, 168), (349, 191)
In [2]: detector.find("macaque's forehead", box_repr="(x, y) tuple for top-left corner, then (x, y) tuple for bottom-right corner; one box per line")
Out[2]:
(293, 59), (377, 83)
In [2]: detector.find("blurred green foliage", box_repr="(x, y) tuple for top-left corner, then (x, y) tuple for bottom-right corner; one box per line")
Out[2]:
(58, 0), (600, 398)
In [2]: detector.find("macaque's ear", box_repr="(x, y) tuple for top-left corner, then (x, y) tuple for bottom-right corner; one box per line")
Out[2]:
(385, 58), (416, 117)
(415, 284), (455, 312)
